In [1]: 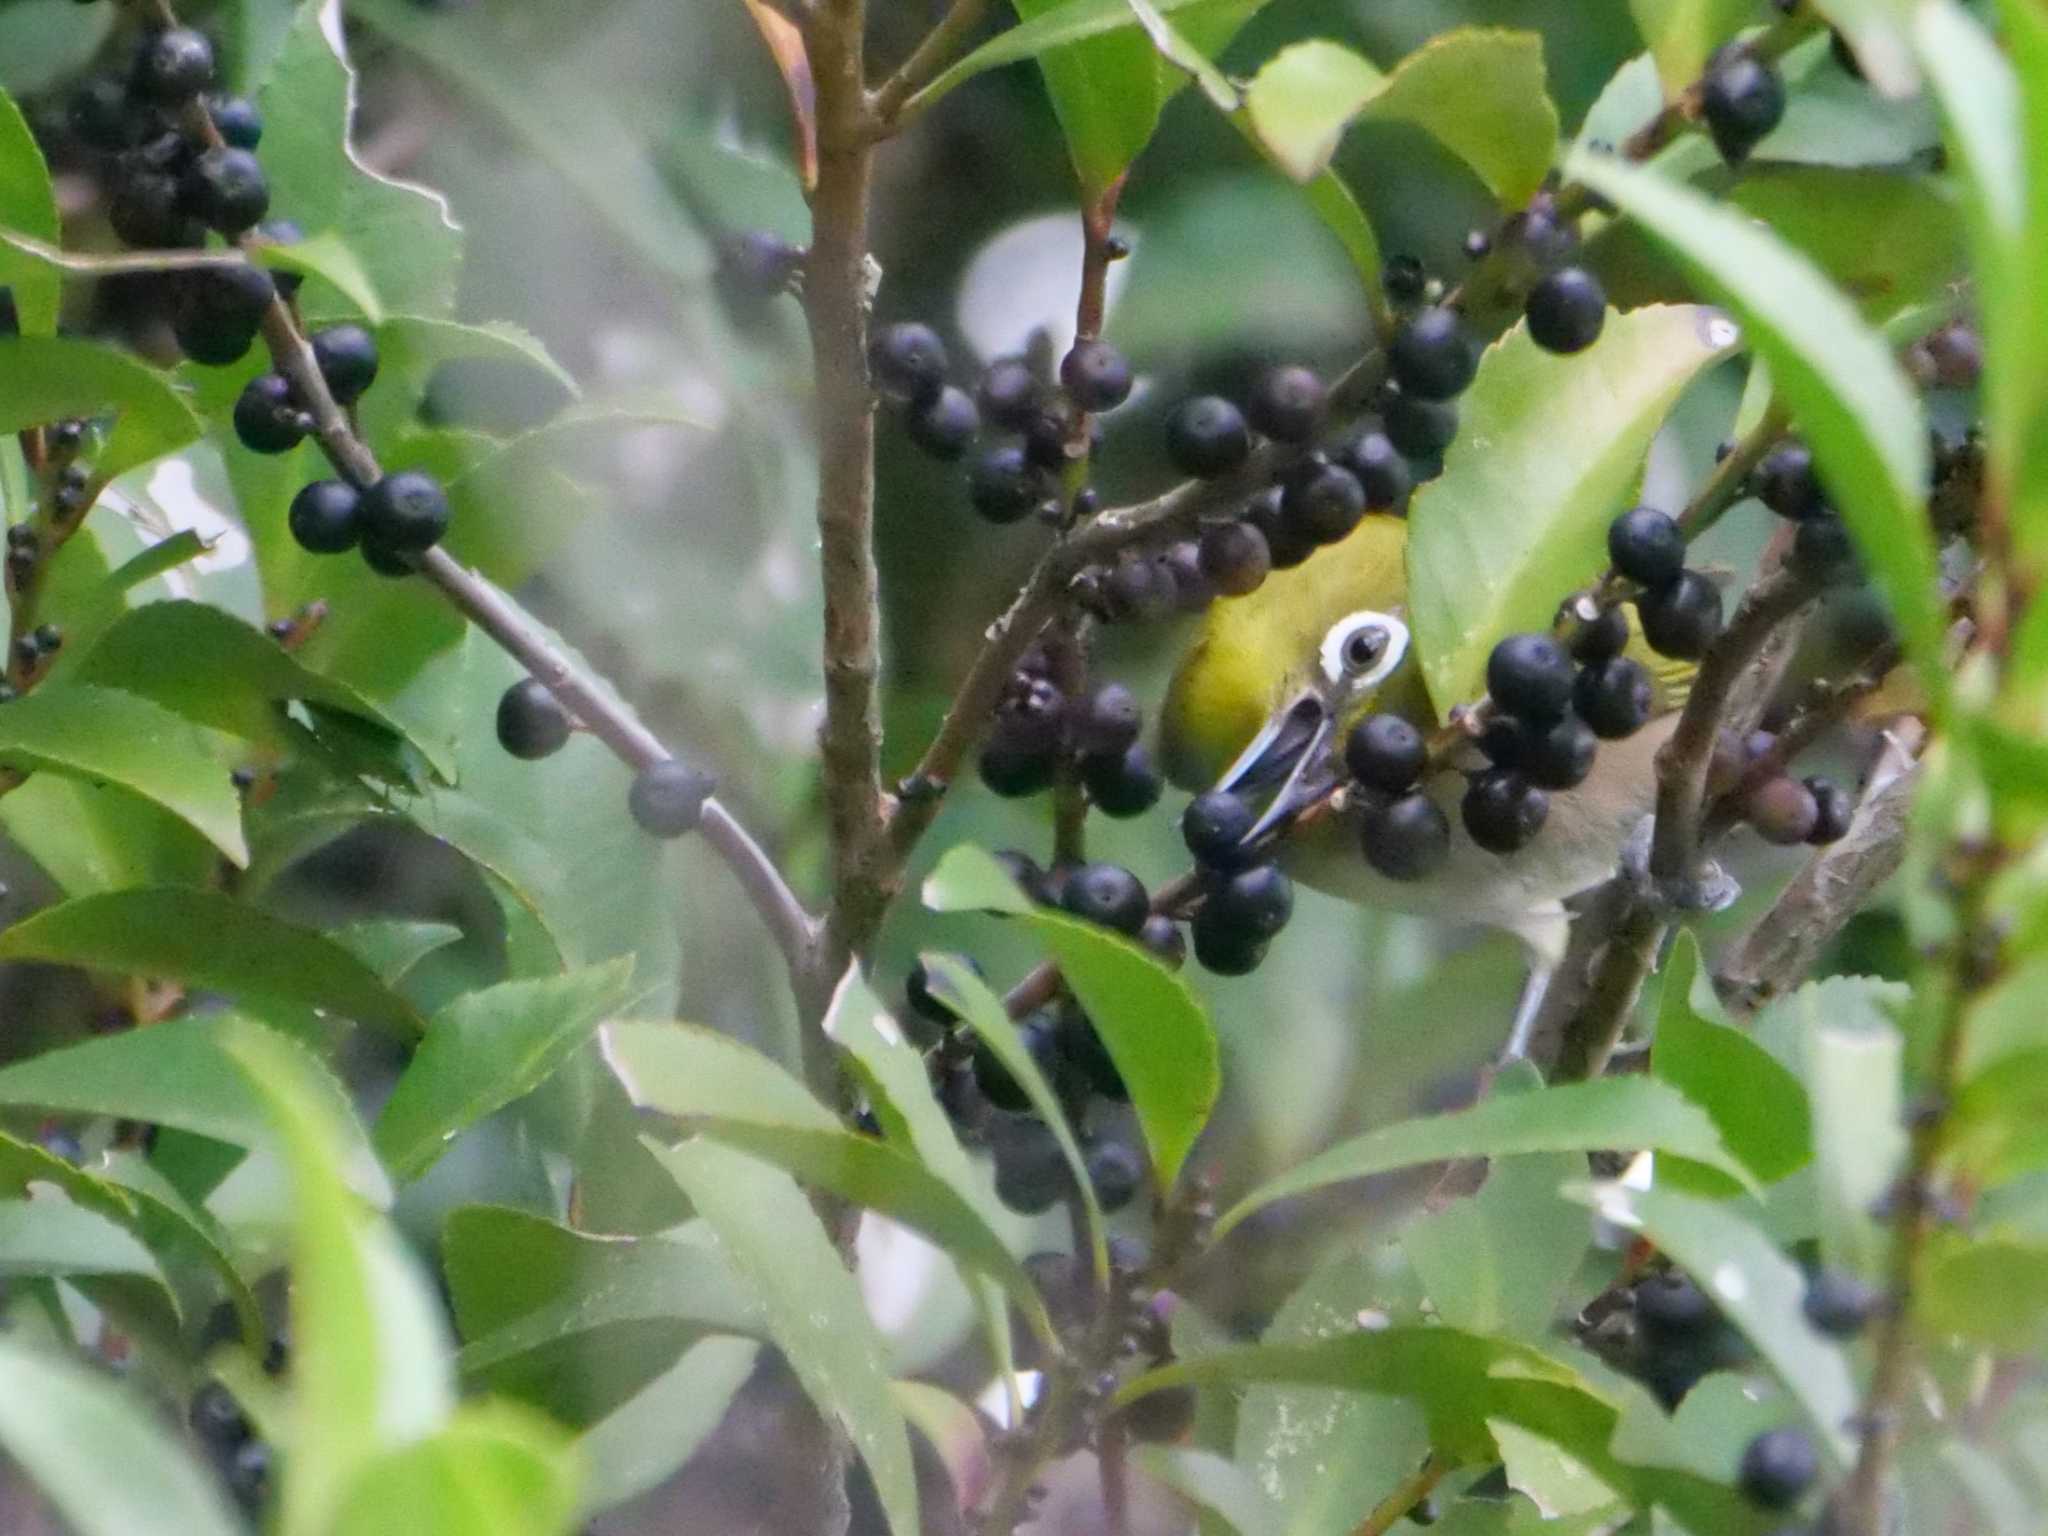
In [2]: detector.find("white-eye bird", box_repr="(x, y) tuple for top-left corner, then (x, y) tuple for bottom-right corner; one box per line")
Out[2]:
(1159, 514), (1691, 1055)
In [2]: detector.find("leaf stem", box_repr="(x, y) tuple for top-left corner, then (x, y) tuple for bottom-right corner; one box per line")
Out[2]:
(1351, 1454), (1449, 1536)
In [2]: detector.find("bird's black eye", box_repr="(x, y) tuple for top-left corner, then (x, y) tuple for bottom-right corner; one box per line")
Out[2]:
(1343, 626), (1385, 673)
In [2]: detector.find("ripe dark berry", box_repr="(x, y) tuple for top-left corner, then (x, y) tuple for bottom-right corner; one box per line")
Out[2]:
(1336, 429), (1411, 510)
(974, 1011), (1059, 1114)
(1572, 605), (1631, 665)
(628, 758), (714, 838)
(968, 445), (1045, 524)
(1792, 515), (1858, 583)
(1068, 682), (1141, 757)
(495, 677), (572, 760)
(1803, 1267), (1878, 1337)
(993, 1118), (1069, 1211)
(1061, 862), (1150, 935)
(287, 480), (361, 553)
(1190, 904), (1267, 975)
(1608, 506), (1686, 587)
(869, 321), (947, 403)
(905, 385), (978, 461)
(1388, 307), (1476, 401)
(1282, 462), (1366, 545)
(360, 538), (415, 578)
(1198, 520), (1271, 596)
(1487, 633), (1576, 722)
(1737, 1428), (1818, 1511)
(978, 739), (1055, 798)
(1246, 364), (1326, 444)
(1061, 338), (1132, 412)
(992, 848), (1052, 903)
(233, 373), (306, 455)
(1055, 1003), (1126, 1098)
(133, 27), (215, 103)
(108, 166), (201, 249)
(1162, 541), (1214, 612)
(1462, 769), (1548, 853)
(1137, 913), (1186, 968)
(1166, 396), (1251, 478)
(189, 1383), (249, 1449)
(1806, 776), (1854, 844)
(1383, 253), (1426, 301)
(1082, 743), (1164, 818)
(1206, 863), (1293, 940)
(181, 146), (269, 234)
(1638, 572), (1724, 659)
(1507, 199), (1578, 267)
(717, 229), (803, 297)
(1518, 714), (1597, 790)
(1100, 554), (1178, 622)
(310, 324), (379, 405)
(1574, 656), (1655, 738)
(1701, 49), (1787, 165)
(68, 76), (135, 151)
(1086, 1139), (1144, 1211)
(1182, 790), (1257, 869)
(360, 470), (449, 551)
(1362, 792), (1451, 881)
(1383, 392), (1458, 459)
(994, 675), (1065, 756)
(976, 356), (1043, 430)
(1346, 713), (1426, 794)
(904, 953), (976, 1040)
(1243, 486), (1316, 570)
(1524, 267), (1606, 354)
(173, 265), (274, 366)
(208, 96), (263, 150)
(1636, 1272), (1715, 1343)
(1747, 775), (1819, 846)
(1756, 441), (1825, 519)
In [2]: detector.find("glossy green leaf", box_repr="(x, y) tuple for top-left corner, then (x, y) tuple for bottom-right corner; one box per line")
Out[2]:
(1131, 1447), (1283, 1536)
(1813, 0), (1918, 97)
(1569, 152), (1944, 693)
(1992, 0), (2048, 573)
(1947, 1048), (2048, 1182)
(1406, 303), (1736, 714)
(333, 918), (463, 985)
(913, 0), (1254, 112)
(1217, 1072), (1752, 1239)
(0, 1011), (390, 1204)
(259, 230), (384, 322)
(0, 772), (216, 896)
(376, 959), (635, 1180)
(1627, 0), (1756, 98)
(0, 1339), (243, 1536)
(226, 1021), (455, 1535)
(1651, 932), (1812, 1187)
(0, 1198), (162, 1283)
(0, 889), (424, 1038)
(924, 844), (1220, 1190)
(91, 530), (211, 608)
(1921, 1235), (2048, 1351)
(0, 337), (203, 479)
(0, 684), (247, 865)
(356, 314), (578, 447)
(329, 1403), (579, 1536)
(651, 1139), (920, 1536)
(1245, 31), (1558, 203)
(0, 86), (61, 336)
(1729, 169), (1966, 324)
(575, 1336), (760, 1516)
(1570, 1178), (1857, 1466)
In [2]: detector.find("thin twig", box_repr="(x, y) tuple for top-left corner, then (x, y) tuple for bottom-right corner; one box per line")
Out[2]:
(1351, 1455), (1448, 1536)
(872, 0), (992, 122)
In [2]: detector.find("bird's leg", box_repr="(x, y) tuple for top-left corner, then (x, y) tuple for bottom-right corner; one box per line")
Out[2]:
(1497, 959), (1559, 1066)
(1620, 813), (1742, 914)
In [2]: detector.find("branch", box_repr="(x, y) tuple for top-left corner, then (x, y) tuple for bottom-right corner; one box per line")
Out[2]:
(1351, 1456), (1449, 1536)
(872, 0), (991, 122)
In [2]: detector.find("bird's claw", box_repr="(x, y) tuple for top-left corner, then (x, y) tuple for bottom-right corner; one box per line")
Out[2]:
(1619, 816), (1742, 914)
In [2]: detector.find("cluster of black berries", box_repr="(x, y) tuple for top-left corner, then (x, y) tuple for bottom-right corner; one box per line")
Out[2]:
(1700, 42), (1788, 165)
(903, 950), (1148, 1217)
(870, 321), (985, 467)
(188, 1381), (273, 1518)
(1755, 439), (1861, 586)
(1628, 1269), (1749, 1408)
(1179, 793), (1295, 975)
(1606, 504), (1727, 658)
(3, 425), (93, 620)
(493, 673), (714, 838)
(978, 652), (1162, 817)
(1710, 728), (1854, 849)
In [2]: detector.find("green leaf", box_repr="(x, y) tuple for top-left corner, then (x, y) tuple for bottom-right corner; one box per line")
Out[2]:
(1405, 303), (1737, 714)
(651, 1139), (921, 1536)
(0, 683), (248, 865)
(1245, 31), (1559, 204)
(1130, 1447), (1283, 1536)
(923, 844), (1220, 1190)
(91, 530), (211, 607)
(1921, 1235), (2048, 1352)
(256, 0), (462, 319)
(224, 1020), (455, 1535)
(1217, 1073), (1753, 1239)
(375, 959), (635, 1180)
(1627, 0), (1756, 98)
(333, 918), (463, 985)
(0, 86), (61, 336)
(258, 230), (385, 322)
(1567, 152), (1944, 695)
(329, 1404), (580, 1536)
(356, 315), (579, 448)
(0, 337), (203, 479)
(604, 1020), (1051, 1341)
(0, 773), (216, 896)
(1650, 932), (1812, 1187)
(0, 1012), (390, 1204)
(0, 1339), (243, 1536)
(0, 889), (425, 1038)
(1813, 0), (1918, 97)
(1989, 0), (2048, 576)
(576, 1337), (760, 1516)
(1569, 1179), (1858, 1467)
(1728, 168), (1966, 325)
(0, 1198), (163, 1283)
(913, 0), (1254, 112)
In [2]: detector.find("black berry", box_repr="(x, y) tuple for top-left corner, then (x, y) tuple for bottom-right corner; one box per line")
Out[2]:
(1792, 515), (1858, 583)
(1737, 1428), (1818, 1510)
(1383, 392), (1458, 459)
(904, 953), (976, 1041)
(968, 445), (1045, 524)
(233, 373), (306, 455)
(974, 1011), (1058, 1114)
(976, 356), (1043, 430)
(1388, 307), (1475, 401)
(254, 219), (305, 298)
(1574, 656), (1655, 738)
(1137, 914), (1186, 968)
(311, 324), (379, 405)
(133, 27), (215, 103)
(108, 165), (201, 249)
(1608, 506), (1686, 587)
(1244, 486), (1316, 570)
(1462, 769), (1548, 853)
(1086, 1138), (1144, 1211)
(1638, 572), (1724, 659)
(1756, 442), (1825, 519)
(1486, 633), (1575, 722)
(68, 76), (135, 151)
(1383, 254), (1426, 301)
(208, 95), (263, 149)
(905, 385), (979, 461)
(991, 849), (1052, 903)
(189, 1383), (249, 1449)
(628, 758), (714, 838)
(1346, 713), (1426, 794)
(717, 229), (803, 296)
(1061, 338), (1132, 412)
(1246, 364), (1325, 443)
(1198, 520), (1271, 596)
(1069, 682), (1142, 757)
(978, 740), (1055, 797)
(1701, 49), (1787, 164)
(1572, 604), (1631, 665)
(1747, 775), (1819, 846)
(287, 480), (361, 553)
(1524, 267), (1606, 354)
(1636, 1272), (1715, 1343)
(1205, 863), (1293, 940)
(869, 321), (947, 403)
(1162, 541), (1214, 612)
(1082, 743), (1164, 818)
(1518, 714), (1597, 790)
(1336, 429), (1411, 510)
(1182, 790), (1257, 869)
(993, 675), (1065, 756)
(993, 1118), (1069, 1211)
(360, 540), (415, 578)
(1283, 462), (1366, 545)
(1055, 1003), (1125, 1098)
(495, 678), (572, 760)
(173, 265), (273, 365)
(1806, 776), (1854, 844)
(360, 470), (449, 552)
(1190, 904), (1267, 975)
(1362, 792), (1451, 880)
(1061, 862), (1150, 935)
(182, 146), (269, 235)
(1166, 396), (1251, 478)
(1803, 1266), (1878, 1337)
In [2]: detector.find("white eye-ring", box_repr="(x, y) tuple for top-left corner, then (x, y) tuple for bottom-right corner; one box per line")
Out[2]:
(1320, 611), (1410, 690)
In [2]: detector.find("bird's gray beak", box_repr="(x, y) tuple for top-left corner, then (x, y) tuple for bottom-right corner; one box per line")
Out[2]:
(1212, 689), (1340, 845)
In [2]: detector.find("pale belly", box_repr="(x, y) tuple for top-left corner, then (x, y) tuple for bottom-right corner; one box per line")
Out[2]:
(1280, 715), (1676, 962)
